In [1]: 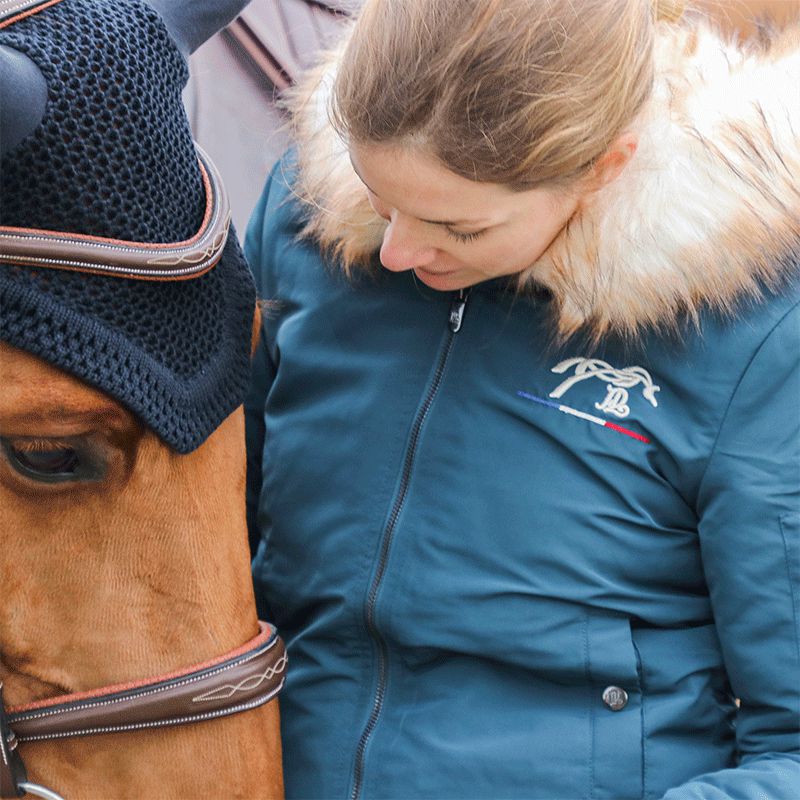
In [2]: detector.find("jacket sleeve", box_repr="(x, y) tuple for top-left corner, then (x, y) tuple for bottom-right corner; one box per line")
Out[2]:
(661, 301), (800, 799)
(243, 169), (280, 557)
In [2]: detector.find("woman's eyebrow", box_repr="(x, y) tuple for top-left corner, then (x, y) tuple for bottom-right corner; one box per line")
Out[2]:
(349, 156), (491, 227)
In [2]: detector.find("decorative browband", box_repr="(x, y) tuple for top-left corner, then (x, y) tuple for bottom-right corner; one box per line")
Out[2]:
(0, 147), (232, 281)
(0, 0), (64, 29)
(0, 624), (286, 798)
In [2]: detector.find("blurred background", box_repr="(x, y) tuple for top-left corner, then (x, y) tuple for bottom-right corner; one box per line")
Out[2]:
(184, 0), (361, 238)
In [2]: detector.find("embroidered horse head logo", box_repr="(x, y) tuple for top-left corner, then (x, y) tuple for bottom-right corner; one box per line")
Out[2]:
(549, 358), (660, 419)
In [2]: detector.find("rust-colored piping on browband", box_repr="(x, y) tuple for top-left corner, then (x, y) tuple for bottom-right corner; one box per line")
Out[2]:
(0, 147), (232, 281)
(0, 0), (65, 29)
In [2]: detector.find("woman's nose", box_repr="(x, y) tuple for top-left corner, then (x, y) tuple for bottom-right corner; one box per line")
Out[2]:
(380, 216), (437, 273)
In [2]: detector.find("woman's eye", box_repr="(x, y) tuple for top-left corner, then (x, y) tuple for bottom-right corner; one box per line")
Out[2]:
(446, 228), (486, 243)
(1, 438), (102, 483)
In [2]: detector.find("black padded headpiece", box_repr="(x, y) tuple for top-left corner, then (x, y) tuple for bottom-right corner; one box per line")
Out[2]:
(0, 0), (255, 453)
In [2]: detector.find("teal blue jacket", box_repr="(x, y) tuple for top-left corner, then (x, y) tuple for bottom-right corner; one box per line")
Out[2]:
(245, 160), (800, 800)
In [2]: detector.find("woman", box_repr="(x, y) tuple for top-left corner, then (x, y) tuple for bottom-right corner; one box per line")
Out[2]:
(244, 1), (800, 797)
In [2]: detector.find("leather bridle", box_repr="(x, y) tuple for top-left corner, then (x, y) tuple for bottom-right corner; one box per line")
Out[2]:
(0, 150), (286, 794)
(0, 142), (287, 794)
(0, 623), (287, 799)
(0, 146), (231, 282)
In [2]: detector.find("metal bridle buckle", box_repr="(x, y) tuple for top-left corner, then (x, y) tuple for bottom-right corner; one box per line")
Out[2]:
(1, 684), (63, 800)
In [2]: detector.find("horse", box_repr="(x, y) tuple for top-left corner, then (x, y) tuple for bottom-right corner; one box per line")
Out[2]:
(0, 336), (284, 800)
(0, 0), (284, 796)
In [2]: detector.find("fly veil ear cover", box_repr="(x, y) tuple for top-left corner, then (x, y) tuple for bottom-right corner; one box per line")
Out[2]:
(0, 0), (257, 454)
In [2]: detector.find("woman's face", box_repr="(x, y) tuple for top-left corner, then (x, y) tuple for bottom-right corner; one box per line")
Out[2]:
(349, 141), (583, 292)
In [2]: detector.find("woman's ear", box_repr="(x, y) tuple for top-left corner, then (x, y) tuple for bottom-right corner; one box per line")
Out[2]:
(144, 0), (253, 56)
(0, 44), (47, 158)
(588, 132), (639, 191)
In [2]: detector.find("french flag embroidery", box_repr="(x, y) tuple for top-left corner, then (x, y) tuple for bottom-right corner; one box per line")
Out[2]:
(517, 391), (651, 444)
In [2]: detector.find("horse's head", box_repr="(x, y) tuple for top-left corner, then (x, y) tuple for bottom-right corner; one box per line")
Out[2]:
(0, 2), (283, 797)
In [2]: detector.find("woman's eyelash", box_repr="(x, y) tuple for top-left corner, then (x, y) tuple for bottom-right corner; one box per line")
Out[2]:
(446, 228), (486, 243)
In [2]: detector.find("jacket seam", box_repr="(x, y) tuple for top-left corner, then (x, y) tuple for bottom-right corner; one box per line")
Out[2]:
(632, 635), (649, 799)
(779, 515), (800, 733)
(779, 516), (800, 670)
(584, 611), (595, 800)
(696, 297), (800, 497)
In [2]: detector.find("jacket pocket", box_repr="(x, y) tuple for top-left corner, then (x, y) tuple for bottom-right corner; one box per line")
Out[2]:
(630, 621), (733, 799)
(586, 610), (644, 800)
(780, 514), (800, 641)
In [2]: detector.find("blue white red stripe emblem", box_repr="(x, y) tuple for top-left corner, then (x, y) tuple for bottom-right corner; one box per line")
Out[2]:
(517, 391), (651, 444)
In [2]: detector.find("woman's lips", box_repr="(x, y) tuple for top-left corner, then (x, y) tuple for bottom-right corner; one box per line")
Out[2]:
(412, 266), (463, 290)
(415, 266), (457, 277)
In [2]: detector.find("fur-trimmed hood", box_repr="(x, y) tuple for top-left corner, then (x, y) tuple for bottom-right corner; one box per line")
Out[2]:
(288, 20), (800, 340)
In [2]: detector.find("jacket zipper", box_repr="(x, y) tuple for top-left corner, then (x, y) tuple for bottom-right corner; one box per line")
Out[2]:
(350, 289), (470, 800)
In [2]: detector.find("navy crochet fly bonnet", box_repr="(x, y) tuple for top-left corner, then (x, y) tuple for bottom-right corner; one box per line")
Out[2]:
(0, 0), (256, 453)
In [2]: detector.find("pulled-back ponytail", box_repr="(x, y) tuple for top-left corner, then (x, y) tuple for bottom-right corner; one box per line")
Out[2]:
(330, 0), (681, 190)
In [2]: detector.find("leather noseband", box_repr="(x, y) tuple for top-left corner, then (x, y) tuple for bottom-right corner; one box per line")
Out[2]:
(0, 623), (286, 798)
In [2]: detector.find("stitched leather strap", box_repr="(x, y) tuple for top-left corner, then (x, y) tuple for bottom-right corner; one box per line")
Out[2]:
(1, 623), (286, 797)
(5, 623), (285, 744)
(1, 623), (285, 796)
(1, 624), (285, 797)
(0, 147), (231, 281)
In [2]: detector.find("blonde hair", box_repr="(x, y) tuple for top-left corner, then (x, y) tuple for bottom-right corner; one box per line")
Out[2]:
(654, 0), (687, 22)
(331, 0), (687, 189)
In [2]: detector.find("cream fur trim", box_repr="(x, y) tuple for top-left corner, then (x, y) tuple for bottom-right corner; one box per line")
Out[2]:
(288, 22), (800, 339)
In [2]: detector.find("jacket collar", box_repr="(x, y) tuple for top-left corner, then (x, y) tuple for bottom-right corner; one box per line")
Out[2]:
(289, 22), (800, 340)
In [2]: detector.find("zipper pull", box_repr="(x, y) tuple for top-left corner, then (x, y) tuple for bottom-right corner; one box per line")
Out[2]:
(448, 289), (469, 333)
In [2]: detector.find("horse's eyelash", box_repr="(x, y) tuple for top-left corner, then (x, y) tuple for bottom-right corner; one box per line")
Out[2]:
(7, 438), (74, 453)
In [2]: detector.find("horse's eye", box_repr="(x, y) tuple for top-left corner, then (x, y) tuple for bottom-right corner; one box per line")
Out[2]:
(1, 439), (102, 483)
(12, 446), (79, 476)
